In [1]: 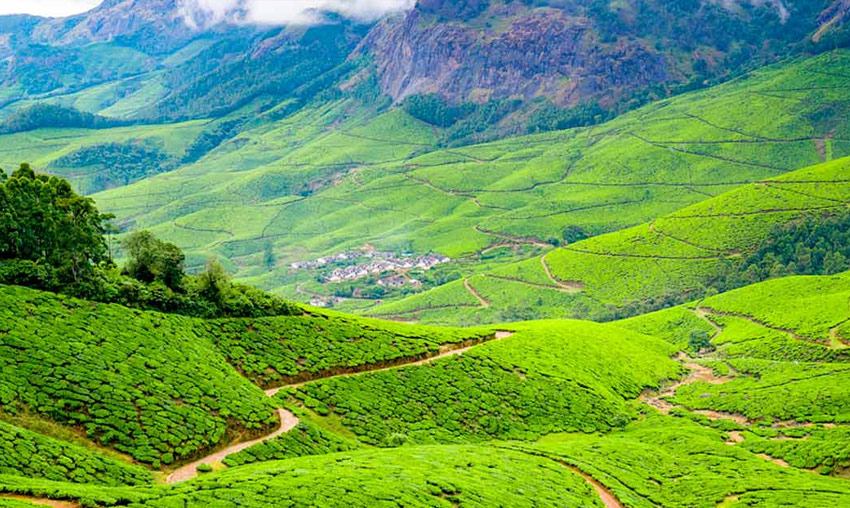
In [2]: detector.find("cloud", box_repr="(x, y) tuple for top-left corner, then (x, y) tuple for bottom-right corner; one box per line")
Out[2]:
(0, 0), (102, 17)
(181, 0), (414, 27)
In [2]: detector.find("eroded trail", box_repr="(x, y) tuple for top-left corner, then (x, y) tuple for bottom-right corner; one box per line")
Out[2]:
(566, 466), (625, 508)
(640, 357), (735, 415)
(168, 331), (516, 484)
(463, 278), (490, 308)
(166, 409), (300, 484)
(266, 331), (515, 396)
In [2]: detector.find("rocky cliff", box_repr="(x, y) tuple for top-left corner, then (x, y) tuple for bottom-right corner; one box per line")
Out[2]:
(358, 0), (839, 108)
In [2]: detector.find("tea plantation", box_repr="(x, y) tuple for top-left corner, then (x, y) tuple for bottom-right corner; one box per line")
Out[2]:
(375, 154), (850, 324)
(85, 50), (850, 310)
(0, 285), (278, 467)
(0, 284), (489, 470)
(0, 446), (604, 507)
(203, 312), (491, 387)
(0, 420), (152, 486)
(291, 320), (680, 445)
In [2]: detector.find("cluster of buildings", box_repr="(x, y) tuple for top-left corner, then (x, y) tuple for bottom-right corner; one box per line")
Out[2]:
(324, 253), (450, 283)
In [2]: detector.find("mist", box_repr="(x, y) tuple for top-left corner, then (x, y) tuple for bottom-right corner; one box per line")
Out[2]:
(180, 0), (415, 27)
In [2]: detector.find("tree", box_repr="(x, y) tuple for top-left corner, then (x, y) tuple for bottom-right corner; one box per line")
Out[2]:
(562, 225), (589, 245)
(688, 329), (713, 353)
(0, 164), (113, 283)
(122, 231), (185, 290)
(196, 258), (230, 306)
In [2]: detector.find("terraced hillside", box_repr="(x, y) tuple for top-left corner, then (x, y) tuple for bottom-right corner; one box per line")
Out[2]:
(4, 270), (850, 507)
(371, 151), (850, 324)
(80, 50), (850, 305)
(615, 271), (850, 482)
(0, 284), (489, 469)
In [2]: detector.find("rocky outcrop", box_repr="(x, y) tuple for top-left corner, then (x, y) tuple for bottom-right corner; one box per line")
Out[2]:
(357, 0), (845, 108)
(359, 6), (668, 107)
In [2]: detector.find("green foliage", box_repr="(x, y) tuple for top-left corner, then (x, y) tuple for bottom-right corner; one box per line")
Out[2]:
(50, 142), (174, 189)
(526, 100), (611, 134)
(122, 231), (185, 291)
(0, 420), (151, 486)
(194, 258), (230, 307)
(0, 446), (603, 507)
(0, 285), (278, 467)
(526, 412), (850, 508)
(0, 164), (113, 286)
(401, 94), (474, 128)
(1, 105), (125, 134)
(742, 425), (850, 474)
(673, 358), (850, 424)
(205, 313), (489, 387)
(688, 329), (713, 353)
(222, 419), (360, 467)
(725, 210), (850, 285)
(292, 320), (678, 445)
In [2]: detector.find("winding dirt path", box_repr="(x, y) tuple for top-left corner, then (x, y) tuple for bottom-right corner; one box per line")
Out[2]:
(566, 466), (625, 508)
(698, 305), (850, 350)
(168, 331), (516, 483)
(540, 253), (585, 291)
(463, 278), (490, 308)
(166, 409), (300, 484)
(640, 356), (735, 416)
(265, 331), (516, 396)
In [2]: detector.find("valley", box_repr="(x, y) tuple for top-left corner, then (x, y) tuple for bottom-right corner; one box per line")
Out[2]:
(2, 0), (850, 507)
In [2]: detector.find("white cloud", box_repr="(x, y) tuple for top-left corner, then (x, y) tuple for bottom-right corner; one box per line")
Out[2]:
(0, 0), (103, 17)
(0, 0), (413, 24)
(184, 0), (415, 26)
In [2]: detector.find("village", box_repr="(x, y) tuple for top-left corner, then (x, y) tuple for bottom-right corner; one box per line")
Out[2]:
(291, 248), (450, 285)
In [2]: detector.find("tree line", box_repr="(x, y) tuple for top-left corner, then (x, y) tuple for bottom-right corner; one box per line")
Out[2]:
(0, 164), (299, 318)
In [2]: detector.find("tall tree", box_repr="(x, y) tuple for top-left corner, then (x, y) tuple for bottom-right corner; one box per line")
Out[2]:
(0, 164), (113, 282)
(122, 231), (185, 290)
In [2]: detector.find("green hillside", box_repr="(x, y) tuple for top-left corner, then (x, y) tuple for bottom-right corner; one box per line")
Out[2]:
(4, 270), (850, 506)
(0, 284), (487, 468)
(373, 150), (850, 324)
(77, 50), (850, 306)
(617, 271), (850, 477)
(3, 7), (850, 506)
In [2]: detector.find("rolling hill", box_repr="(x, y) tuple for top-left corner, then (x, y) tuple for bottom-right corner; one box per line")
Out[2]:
(3, 268), (850, 507)
(369, 149), (850, 324)
(61, 49), (845, 310)
(3, 2), (850, 507)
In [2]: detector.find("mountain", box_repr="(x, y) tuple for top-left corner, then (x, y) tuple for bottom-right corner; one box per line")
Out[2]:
(0, 0), (847, 130)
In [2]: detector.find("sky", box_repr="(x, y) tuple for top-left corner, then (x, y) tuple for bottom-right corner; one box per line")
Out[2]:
(0, 0), (415, 22)
(0, 0), (102, 17)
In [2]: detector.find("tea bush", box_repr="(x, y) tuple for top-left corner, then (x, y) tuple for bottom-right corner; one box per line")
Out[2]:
(0, 421), (152, 486)
(0, 285), (277, 467)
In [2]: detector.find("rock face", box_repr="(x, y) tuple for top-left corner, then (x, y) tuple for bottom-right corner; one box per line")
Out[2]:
(819, 0), (850, 25)
(357, 0), (840, 107)
(417, 0), (490, 20)
(361, 6), (666, 106)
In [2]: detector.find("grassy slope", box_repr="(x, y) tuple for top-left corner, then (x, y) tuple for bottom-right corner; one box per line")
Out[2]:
(0, 445), (603, 507)
(0, 420), (152, 486)
(521, 412), (850, 508)
(289, 319), (680, 445)
(83, 50), (850, 294)
(374, 150), (850, 324)
(0, 284), (486, 469)
(617, 271), (850, 476)
(3, 273), (850, 505)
